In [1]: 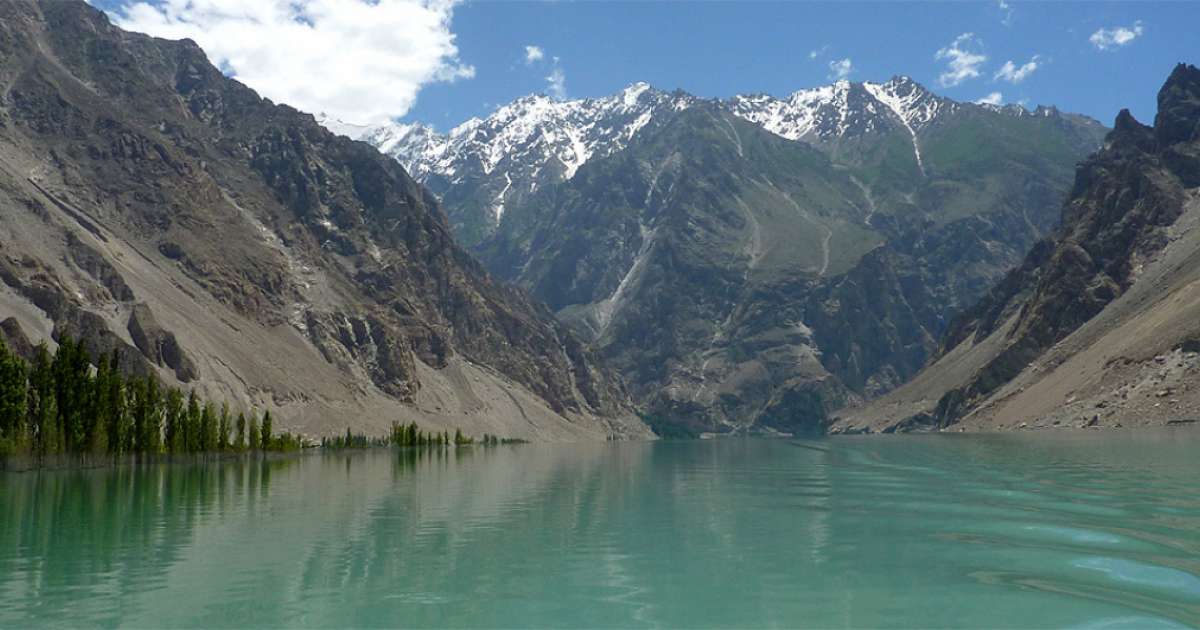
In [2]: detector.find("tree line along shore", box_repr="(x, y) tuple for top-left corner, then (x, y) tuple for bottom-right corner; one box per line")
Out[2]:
(0, 336), (518, 468)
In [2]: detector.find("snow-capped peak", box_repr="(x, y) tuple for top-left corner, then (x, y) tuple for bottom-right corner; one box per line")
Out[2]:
(622, 81), (652, 106)
(861, 76), (949, 131)
(726, 76), (956, 146)
(354, 82), (692, 223)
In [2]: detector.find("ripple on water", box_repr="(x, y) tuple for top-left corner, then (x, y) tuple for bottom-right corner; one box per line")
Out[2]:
(1063, 615), (1196, 629)
(1073, 557), (1200, 601)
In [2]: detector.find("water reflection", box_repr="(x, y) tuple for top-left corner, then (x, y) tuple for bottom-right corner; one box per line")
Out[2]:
(1, 432), (1199, 628)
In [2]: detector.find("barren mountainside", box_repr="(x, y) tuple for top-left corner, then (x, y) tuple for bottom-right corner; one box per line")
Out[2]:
(836, 63), (1200, 434)
(0, 0), (651, 441)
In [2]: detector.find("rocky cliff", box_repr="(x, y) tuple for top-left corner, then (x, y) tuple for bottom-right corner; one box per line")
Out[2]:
(0, 0), (650, 441)
(836, 64), (1200, 433)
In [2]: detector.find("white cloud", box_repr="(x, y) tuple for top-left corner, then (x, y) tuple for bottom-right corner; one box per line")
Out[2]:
(976, 91), (1003, 106)
(809, 45), (829, 60)
(993, 55), (1041, 83)
(997, 0), (1013, 26)
(112, 0), (474, 125)
(524, 45), (544, 64)
(1089, 21), (1144, 50)
(545, 66), (567, 100)
(827, 58), (853, 81)
(935, 33), (987, 88)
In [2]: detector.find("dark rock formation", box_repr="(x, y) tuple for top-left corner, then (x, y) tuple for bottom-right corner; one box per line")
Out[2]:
(0, 318), (36, 362)
(127, 303), (198, 382)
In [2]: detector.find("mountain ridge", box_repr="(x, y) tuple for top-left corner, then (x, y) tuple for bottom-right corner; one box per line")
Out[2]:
(332, 77), (1102, 248)
(835, 63), (1200, 434)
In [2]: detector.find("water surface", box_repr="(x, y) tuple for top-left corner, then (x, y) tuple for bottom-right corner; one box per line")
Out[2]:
(3, 430), (1200, 628)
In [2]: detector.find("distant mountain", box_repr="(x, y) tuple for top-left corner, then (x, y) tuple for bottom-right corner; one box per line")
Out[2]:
(333, 84), (695, 246)
(836, 63), (1200, 433)
(346, 78), (1100, 247)
(0, 0), (650, 441)
(351, 78), (1107, 435)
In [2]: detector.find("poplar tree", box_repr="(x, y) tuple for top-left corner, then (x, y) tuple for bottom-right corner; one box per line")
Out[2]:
(26, 345), (57, 456)
(108, 353), (130, 453)
(90, 355), (111, 456)
(53, 337), (91, 453)
(128, 377), (146, 452)
(261, 410), (273, 450)
(248, 412), (260, 452)
(0, 339), (27, 453)
(165, 388), (184, 453)
(142, 377), (162, 454)
(201, 401), (217, 452)
(235, 412), (246, 451)
(218, 402), (230, 451)
(185, 391), (201, 453)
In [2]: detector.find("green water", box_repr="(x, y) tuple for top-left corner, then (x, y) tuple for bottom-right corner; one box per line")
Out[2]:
(3, 431), (1200, 628)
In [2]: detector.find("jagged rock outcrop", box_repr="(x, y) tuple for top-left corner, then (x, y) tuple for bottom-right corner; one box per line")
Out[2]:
(0, 318), (35, 362)
(836, 64), (1200, 433)
(127, 303), (197, 382)
(0, 0), (649, 441)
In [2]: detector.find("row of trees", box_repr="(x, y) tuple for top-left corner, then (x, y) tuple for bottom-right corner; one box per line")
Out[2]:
(324, 422), (474, 450)
(323, 423), (523, 450)
(0, 336), (300, 460)
(321, 428), (391, 450)
(390, 421), (473, 448)
(479, 434), (527, 445)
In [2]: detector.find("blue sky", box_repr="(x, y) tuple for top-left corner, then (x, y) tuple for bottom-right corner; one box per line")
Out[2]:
(97, 1), (1197, 130)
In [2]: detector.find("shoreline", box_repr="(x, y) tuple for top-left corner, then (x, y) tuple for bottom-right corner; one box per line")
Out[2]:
(0, 441), (525, 474)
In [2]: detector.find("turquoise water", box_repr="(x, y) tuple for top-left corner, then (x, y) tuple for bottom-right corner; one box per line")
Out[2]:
(3, 431), (1200, 628)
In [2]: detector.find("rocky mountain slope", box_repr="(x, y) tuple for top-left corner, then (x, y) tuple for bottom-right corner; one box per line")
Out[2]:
(835, 64), (1200, 434)
(0, 0), (651, 441)
(353, 78), (1106, 435)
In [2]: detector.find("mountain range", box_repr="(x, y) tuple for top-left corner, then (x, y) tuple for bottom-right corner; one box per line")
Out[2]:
(5, 0), (1195, 441)
(343, 77), (1107, 434)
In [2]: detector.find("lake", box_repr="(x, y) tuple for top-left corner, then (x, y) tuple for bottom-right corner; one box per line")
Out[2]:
(2, 430), (1200, 628)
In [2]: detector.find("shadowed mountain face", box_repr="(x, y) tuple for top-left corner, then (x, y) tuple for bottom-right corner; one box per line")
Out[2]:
(360, 78), (1107, 434)
(0, 0), (650, 441)
(837, 64), (1200, 434)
